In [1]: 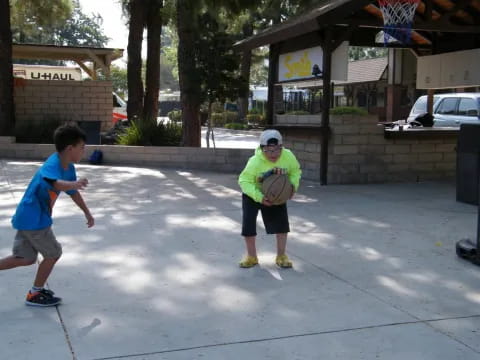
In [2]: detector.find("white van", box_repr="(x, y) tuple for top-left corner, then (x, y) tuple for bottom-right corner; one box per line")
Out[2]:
(408, 93), (480, 127)
(112, 92), (127, 123)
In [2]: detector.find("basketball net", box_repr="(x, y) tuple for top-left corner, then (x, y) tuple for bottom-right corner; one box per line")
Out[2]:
(378, 0), (420, 45)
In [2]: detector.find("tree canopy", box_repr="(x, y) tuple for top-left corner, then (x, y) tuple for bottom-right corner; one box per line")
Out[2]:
(11, 0), (109, 47)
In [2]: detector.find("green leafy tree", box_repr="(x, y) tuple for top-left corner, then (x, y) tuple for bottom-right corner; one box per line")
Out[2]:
(110, 65), (129, 98)
(11, 0), (108, 47)
(160, 26), (179, 90)
(176, 0), (255, 146)
(233, 0), (316, 121)
(10, 0), (73, 42)
(0, 0), (74, 136)
(11, 0), (109, 66)
(349, 47), (387, 61)
(195, 13), (247, 147)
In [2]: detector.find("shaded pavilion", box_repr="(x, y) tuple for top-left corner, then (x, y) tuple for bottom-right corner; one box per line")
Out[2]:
(235, 0), (480, 184)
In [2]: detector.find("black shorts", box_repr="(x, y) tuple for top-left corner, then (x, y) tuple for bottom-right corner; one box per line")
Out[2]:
(241, 193), (290, 236)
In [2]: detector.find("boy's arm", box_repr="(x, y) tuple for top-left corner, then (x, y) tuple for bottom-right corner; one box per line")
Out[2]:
(49, 178), (88, 192)
(238, 162), (264, 203)
(70, 191), (95, 228)
(288, 153), (302, 191)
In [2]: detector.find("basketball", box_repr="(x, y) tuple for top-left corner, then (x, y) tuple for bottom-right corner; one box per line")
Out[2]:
(261, 174), (293, 205)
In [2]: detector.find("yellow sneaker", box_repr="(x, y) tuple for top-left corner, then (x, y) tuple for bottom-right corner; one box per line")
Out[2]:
(239, 255), (259, 268)
(275, 254), (293, 268)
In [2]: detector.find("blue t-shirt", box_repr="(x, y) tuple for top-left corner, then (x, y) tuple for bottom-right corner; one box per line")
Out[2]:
(12, 153), (77, 230)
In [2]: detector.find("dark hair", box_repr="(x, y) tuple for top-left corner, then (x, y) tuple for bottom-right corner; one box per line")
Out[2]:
(54, 123), (87, 152)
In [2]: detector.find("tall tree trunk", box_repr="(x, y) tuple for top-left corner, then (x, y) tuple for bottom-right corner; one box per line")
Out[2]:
(177, 0), (201, 147)
(143, 0), (162, 123)
(127, 0), (145, 121)
(0, 0), (14, 136)
(237, 21), (253, 123)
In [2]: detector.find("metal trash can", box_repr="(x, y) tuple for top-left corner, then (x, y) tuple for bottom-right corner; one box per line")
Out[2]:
(78, 121), (101, 145)
(456, 124), (480, 204)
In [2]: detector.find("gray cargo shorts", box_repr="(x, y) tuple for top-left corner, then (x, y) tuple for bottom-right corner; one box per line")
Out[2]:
(13, 227), (62, 261)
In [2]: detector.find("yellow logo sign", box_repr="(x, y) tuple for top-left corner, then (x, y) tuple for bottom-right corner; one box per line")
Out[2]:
(283, 52), (312, 79)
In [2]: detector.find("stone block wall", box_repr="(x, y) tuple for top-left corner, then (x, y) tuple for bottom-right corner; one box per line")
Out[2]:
(14, 80), (113, 131)
(276, 114), (321, 125)
(279, 114), (458, 183)
(0, 113), (458, 184)
(0, 140), (253, 175)
(329, 115), (457, 183)
(282, 130), (322, 181)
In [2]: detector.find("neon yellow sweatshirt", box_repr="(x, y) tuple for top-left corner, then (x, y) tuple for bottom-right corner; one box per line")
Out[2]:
(238, 147), (302, 203)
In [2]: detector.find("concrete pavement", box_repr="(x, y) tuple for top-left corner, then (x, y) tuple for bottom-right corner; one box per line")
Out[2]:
(201, 127), (260, 149)
(1, 159), (480, 360)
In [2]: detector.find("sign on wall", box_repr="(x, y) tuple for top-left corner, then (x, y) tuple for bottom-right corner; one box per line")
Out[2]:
(13, 64), (82, 81)
(278, 42), (348, 83)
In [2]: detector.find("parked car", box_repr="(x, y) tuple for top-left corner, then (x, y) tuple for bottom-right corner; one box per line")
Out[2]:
(407, 93), (480, 127)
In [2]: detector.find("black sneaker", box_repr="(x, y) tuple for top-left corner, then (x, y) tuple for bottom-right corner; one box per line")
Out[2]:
(25, 289), (62, 307)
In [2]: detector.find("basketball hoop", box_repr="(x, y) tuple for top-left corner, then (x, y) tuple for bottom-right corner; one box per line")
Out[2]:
(378, 0), (420, 45)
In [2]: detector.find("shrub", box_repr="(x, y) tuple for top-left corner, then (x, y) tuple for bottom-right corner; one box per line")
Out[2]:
(210, 113), (225, 127)
(225, 111), (239, 123)
(246, 113), (265, 126)
(167, 109), (182, 122)
(330, 106), (368, 116)
(117, 120), (182, 146)
(15, 118), (64, 144)
(209, 111), (239, 127)
(211, 102), (224, 113)
(225, 123), (248, 130)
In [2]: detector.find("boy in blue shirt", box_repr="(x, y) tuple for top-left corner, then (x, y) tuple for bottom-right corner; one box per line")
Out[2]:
(0, 123), (95, 307)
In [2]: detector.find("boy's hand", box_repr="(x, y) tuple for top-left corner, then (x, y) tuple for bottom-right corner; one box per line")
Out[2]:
(262, 197), (273, 207)
(86, 213), (95, 228)
(73, 178), (89, 190)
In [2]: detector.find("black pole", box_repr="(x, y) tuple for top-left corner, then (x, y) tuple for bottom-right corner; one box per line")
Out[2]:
(267, 43), (279, 126)
(320, 28), (332, 185)
(477, 166), (480, 251)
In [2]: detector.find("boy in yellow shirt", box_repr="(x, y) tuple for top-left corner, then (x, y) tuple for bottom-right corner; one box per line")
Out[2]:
(238, 129), (301, 268)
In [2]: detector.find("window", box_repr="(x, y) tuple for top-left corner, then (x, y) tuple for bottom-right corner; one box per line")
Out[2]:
(412, 96), (427, 114)
(436, 98), (458, 115)
(458, 98), (478, 117)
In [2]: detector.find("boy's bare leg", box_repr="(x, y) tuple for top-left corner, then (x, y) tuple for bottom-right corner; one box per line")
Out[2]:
(244, 236), (257, 257)
(0, 256), (35, 270)
(33, 258), (59, 288)
(276, 233), (288, 256)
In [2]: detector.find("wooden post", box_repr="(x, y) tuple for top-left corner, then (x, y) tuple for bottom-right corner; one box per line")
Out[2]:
(267, 43), (279, 125)
(320, 27), (333, 185)
(427, 89), (435, 114)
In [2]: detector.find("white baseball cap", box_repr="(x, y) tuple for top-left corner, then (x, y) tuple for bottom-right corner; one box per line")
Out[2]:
(259, 129), (283, 146)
